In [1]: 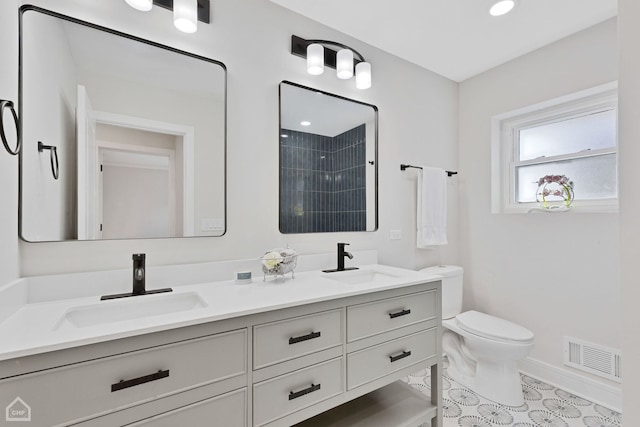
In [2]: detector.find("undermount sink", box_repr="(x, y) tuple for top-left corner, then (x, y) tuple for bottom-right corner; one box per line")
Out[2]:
(54, 292), (207, 330)
(322, 268), (400, 285)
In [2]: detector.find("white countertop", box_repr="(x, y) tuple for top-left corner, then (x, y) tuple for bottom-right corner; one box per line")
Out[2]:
(0, 264), (441, 362)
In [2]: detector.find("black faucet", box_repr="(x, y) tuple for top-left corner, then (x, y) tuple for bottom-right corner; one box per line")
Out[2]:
(323, 243), (359, 273)
(101, 254), (172, 300)
(132, 253), (146, 295)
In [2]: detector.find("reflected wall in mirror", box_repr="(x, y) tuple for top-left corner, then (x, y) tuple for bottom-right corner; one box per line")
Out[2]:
(19, 6), (226, 242)
(279, 81), (378, 233)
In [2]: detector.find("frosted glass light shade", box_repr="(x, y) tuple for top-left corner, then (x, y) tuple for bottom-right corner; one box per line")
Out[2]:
(125, 0), (152, 11)
(489, 0), (515, 16)
(307, 43), (324, 75)
(355, 62), (371, 89)
(174, 0), (198, 33)
(336, 49), (354, 79)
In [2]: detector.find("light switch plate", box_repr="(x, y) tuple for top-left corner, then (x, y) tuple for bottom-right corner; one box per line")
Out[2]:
(201, 218), (225, 231)
(390, 229), (402, 240)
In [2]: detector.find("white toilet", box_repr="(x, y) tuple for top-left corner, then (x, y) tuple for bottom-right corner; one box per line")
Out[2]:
(420, 265), (534, 407)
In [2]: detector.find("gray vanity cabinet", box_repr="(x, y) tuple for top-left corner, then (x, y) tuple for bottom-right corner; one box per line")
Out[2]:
(0, 281), (442, 427)
(0, 327), (248, 427)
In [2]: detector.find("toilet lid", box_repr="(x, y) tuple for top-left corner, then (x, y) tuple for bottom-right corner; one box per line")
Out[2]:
(456, 310), (534, 343)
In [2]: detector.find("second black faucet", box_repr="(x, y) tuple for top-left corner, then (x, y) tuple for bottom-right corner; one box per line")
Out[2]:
(323, 243), (359, 273)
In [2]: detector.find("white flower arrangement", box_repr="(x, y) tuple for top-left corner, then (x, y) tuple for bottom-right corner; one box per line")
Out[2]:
(260, 248), (298, 280)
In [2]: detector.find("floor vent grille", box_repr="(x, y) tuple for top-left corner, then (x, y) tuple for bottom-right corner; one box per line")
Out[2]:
(564, 337), (621, 382)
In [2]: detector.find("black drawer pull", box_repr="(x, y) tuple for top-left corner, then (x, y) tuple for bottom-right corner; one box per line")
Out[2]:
(111, 369), (170, 392)
(388, 308), (411, 319)
(389, 350), (412, 363)
(289, 331), (321, 345)
(289, 383), (321, 400)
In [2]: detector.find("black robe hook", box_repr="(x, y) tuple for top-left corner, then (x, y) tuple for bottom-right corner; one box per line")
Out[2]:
(38, 141), (59, 180)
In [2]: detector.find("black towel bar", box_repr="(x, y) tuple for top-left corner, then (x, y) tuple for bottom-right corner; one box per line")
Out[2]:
(400, 164), (458, 177)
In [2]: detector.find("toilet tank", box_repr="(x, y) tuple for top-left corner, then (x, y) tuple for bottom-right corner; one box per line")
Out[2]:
(419, 265), (463, 320)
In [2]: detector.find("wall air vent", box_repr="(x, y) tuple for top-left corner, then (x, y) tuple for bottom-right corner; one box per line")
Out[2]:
(564, 336), (621, 383)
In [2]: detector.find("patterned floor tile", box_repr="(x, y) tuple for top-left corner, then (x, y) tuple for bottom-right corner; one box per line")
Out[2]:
(404, 358), (622, 427)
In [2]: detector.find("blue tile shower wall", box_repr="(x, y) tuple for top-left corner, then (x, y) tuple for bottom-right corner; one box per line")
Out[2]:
(280, 124), (367, 233)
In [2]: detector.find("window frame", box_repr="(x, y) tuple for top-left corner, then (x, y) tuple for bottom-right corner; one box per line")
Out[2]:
(491, 82), (618, 214)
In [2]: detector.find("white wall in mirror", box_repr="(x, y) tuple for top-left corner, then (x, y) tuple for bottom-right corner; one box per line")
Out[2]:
(20, 7), (226, 241)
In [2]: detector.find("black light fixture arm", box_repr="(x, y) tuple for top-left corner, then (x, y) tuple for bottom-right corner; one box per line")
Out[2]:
(291, 35), (366, 69)
(305, 39), (366, 63)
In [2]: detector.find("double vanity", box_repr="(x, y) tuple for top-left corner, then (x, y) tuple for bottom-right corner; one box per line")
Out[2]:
(7, 3), (441, 426)
(0, 262), (443, 427)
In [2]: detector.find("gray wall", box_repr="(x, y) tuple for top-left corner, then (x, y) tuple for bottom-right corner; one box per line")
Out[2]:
(619, 0), (640, 422)
(459, 19), (619, 390)
(0, 0), (19, 286)
(7, 0), (458, 276)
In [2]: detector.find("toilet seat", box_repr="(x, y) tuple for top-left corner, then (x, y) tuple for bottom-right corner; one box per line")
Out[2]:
(456, 310), (534, 343)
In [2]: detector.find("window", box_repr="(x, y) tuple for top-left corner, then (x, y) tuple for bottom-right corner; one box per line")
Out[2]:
(492, 82), (618, 213)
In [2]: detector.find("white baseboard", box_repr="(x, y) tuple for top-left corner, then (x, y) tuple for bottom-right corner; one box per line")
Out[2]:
(519, 357), (622, 412)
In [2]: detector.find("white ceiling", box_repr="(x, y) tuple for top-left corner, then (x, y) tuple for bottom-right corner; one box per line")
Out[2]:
(269, 0), (617, 82)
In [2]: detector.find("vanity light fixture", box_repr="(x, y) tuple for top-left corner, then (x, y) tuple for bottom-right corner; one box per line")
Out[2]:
(336, 49), (354, 79)
(300, 121), (311, 126)
(291, 35), (372, 90)
(307, 43), (325, 75)
(124, 0), (210, 33)
(173, 0), (198, 33)
(489, 0), (516, 16)
(126, 0), (153, 12)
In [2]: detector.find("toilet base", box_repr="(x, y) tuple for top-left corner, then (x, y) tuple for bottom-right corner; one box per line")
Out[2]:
(447, 355), (526, 407)
(443, 328), (528, 407)
(473, 359), (525, 407)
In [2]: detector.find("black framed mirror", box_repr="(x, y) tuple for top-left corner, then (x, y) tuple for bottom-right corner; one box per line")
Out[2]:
(19, 6), (226, 242)
(279, 81), (378, 233)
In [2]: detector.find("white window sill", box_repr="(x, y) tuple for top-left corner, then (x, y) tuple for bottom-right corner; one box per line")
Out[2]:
(498, 201), (619, 214)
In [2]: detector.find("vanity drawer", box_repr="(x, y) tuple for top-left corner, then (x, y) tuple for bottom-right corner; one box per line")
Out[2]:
(347, 290), (436, 342)
(253, 357), (343, 427)
(126, 388), (247, 427)
(347, 328), (436, 390)
(253, 309), (342, 370)
(0, 329), (247, 427)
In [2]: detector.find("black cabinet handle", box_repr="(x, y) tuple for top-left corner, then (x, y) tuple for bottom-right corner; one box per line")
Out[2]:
(289, 331), (321, 345)
(389, 350), (412, 363)
(289, 383), (321, 400)
(111, 369), (169, 392)
(388, 308), (411, 319)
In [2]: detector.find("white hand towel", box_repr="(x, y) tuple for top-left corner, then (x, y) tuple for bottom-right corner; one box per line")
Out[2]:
(417, 166), (448, 247)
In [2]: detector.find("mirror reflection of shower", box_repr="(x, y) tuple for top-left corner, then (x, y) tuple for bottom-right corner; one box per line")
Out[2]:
(279, 81), (378, 234)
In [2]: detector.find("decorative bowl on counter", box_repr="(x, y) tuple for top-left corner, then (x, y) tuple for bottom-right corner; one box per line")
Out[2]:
(260, 248), (298, 281)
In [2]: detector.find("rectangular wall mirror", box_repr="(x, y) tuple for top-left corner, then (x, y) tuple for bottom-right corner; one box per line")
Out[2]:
(279, 81), (378, 233)
(19, 6), (226, 242)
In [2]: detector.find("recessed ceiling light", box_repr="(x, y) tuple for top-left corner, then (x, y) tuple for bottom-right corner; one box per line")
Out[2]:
(489, 0), (516, 16)
(300, 121), (311, 126)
